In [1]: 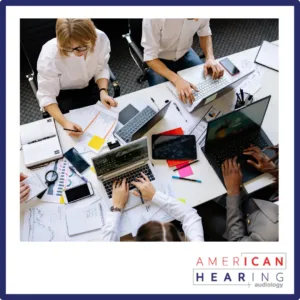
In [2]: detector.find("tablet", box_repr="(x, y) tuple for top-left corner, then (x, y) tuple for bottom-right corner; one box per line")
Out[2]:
(152, 135), (197, 160)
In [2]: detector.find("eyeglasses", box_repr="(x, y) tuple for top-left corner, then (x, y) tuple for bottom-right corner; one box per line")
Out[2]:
(62, 46), (88, 53)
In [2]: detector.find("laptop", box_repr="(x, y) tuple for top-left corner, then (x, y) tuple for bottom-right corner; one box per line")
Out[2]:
(92, 137), (163, 211)
(202, 96), (274, 184)
(167, 60), (255, 113)
(114, 101), (171, 144)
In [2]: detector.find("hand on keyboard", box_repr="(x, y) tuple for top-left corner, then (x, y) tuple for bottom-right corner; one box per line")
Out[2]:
(131, 172), (156, 201)
(203, 59), (224, 79)
(173, 76), (199, 104)
(112, 178), (129, 210)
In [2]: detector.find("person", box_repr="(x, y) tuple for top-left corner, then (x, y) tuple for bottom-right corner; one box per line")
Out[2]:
(222, 145), (279, 241)
(141, 18), (224, 104)
(99, 173), (204, 241)
(36, 18), (117, 137)
(20, 173), (30, 203)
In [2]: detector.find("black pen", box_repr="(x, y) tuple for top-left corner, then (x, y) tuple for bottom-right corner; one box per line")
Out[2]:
(151, 98), (160, 111)
(236, 93), (242, 103)
(137, 189), (144, 204)
(173, 159), (199, 172)
(173, 103), (187, 123)
(27, 134), (57, 144)
(63, 128), (80, 132)
(240, 89), (245, 103)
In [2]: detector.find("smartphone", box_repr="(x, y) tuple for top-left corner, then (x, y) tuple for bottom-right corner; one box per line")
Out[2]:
(152, 135), (197, 160)
(63, 182), (94, 204)
(219, 58), (240, 76)
(64, 147), (90, 173)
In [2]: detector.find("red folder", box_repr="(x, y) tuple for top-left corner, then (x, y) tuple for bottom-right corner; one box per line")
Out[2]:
(158, 127), (190, 167)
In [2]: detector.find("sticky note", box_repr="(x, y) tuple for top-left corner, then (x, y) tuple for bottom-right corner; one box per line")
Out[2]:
(88, 135), (105, 151)
(60, 195), (65, 204)
(90, 166), (96, 174)
(177, 163), (194, 178)
(178, 198), (186, 204)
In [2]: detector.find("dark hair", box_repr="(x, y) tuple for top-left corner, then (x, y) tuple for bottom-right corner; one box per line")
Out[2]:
(136, 221), (182, 242)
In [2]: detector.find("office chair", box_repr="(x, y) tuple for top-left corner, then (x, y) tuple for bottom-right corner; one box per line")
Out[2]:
(20, 19), (120, 118)
(122, 19), (206, 84)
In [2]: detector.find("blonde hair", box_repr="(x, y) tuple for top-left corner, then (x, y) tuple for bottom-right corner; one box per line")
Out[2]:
(56, 18), (97, 57)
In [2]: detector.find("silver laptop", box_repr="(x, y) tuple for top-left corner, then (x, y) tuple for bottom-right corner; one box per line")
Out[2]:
(167, 60), (255, 113)
(91, 137), (163, 211)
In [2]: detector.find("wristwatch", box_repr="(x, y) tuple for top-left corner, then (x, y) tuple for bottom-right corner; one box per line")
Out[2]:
(99, 88), (108, 94)
(110, 206), (122, 212)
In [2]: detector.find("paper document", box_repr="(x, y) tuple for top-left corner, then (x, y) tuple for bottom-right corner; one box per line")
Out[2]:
(66, 201), (104, 236)
(22, 203), (66, 241)
(255, 41), (278, 71)
(22, 174), (47, 202)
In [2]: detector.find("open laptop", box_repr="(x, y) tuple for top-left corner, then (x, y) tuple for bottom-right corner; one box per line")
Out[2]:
(202, 96), (274, 184)
(114, 101), (171, 144)
(92, 137), (163, 211)
(167, 59), (255, 113)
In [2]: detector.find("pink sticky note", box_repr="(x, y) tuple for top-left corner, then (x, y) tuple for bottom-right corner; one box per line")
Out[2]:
(177, 163), (194, 178)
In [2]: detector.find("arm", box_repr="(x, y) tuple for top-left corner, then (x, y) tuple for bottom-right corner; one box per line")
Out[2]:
(94, 31), (117, 109)
(152, 191), (204, 241)
(141, 19), (197, 104)
(197, 20), (224, 79)
(36, 46), (83, 136)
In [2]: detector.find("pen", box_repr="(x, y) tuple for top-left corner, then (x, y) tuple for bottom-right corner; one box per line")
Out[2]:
(173, 103), (188, 123)
(240, 89), (245, 103)
(172, 176), (202, 183)
(69, 166), (88, 183)
(173, 160), (199, 172)
(236, 93), (242, 103)
(64, 128), (80, 132)
(137, 188), (144, 204)
(151, 98), (160, 111)
(27, 134), (57, 144)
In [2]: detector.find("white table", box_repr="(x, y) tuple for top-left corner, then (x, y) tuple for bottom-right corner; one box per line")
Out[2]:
(20, 41), (278, 239)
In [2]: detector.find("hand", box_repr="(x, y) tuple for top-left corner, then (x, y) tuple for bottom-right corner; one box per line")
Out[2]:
(20, 173), (30, 203)
(243, 145), (277, 173)
(203, 59), (224, 79)
(174, 76), (198, 104)
(131, 172), (156, 201)
(100, 91), (118, 109)
(222, 157), (242, 196)
(63, 120), (83, 137)
(112, 178), (129, 210)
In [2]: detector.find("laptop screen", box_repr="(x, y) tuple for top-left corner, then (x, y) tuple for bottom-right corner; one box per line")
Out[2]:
(205, 96), (271, 147)
(92, 138), (148, 177)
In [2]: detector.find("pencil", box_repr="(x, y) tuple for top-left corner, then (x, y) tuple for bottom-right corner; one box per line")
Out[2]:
(173, 160), (199, 172)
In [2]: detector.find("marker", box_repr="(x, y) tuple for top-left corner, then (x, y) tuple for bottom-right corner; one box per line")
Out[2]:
(69, 166), (88, 183)
(173, 103), (187, 123)
(151, 98), (160, 111)
(172, 176), (201, 183)
(173, 160), (199, 172)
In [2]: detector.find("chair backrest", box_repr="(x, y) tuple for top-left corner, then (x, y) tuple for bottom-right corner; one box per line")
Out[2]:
(128, 19), (143, 52)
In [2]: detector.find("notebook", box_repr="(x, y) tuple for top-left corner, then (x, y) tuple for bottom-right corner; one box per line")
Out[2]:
(21, 174), (47, 202)
(20, 117), (63, 168)
(255, 41), (278, 71)
(66, 201), (104, 236)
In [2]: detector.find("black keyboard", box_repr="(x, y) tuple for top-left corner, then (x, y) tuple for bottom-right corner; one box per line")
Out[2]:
(212, 133), (269, 166)
(102, 164), (155, 199)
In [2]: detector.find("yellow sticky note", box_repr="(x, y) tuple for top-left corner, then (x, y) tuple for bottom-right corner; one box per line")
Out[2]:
(178, 198), (186, 204)
(60, 195), (65, 204)
(88, 135), (105, 151)
(90, 166), (96, 174)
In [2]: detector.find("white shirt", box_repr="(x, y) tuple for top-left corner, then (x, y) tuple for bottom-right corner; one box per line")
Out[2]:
(99, 191), (204, 242)
(36, 29), (110, 110)
(141, 18), (212, 62)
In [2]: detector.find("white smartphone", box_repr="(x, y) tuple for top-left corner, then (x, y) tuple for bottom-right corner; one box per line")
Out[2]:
(63, 182), (94, 204)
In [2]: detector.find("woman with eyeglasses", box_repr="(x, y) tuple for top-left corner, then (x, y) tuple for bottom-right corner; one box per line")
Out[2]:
(36, 19), (117, 136)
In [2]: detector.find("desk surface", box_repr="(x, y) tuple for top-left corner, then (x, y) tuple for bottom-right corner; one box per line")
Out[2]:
(20, 41), (278, 240)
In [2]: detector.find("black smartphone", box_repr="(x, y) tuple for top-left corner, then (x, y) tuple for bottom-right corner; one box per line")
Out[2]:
(64, 147), (90, 173)
(219, 58), (240, 76)
(63, 182), (94, 204)
(152, 135), (197, 160)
